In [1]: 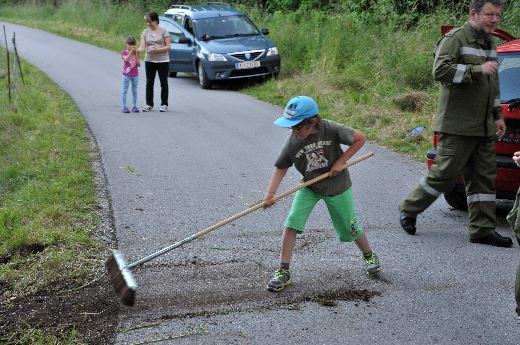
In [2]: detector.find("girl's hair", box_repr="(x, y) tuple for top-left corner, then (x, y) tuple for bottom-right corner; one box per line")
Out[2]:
(126, 36), (136, 45)
(146, 12), (159, 23)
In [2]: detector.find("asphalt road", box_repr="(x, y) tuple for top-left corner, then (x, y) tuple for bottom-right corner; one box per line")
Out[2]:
(2, 22), (519, 345)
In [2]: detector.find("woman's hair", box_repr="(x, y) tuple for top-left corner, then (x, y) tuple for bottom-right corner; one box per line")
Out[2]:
(146, 12), (159, 23)
(126, 36), (136, 45)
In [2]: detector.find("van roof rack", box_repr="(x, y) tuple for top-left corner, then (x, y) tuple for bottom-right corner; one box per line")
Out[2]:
(169, 2), (231, 9)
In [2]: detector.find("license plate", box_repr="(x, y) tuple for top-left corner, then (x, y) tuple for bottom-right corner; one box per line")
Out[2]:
(235, 61), (260, 69)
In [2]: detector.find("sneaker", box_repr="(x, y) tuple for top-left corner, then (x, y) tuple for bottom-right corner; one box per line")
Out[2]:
(159, 105), (168, 112)
(142, 105), (153, 112)
(363, 252), (382, 276)
(131, 106), (140, 113)
(122, 107), (130, 113)
(267, 268), (292, 292)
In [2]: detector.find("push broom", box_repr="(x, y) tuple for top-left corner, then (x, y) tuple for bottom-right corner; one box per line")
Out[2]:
(106, 152), (374, 306)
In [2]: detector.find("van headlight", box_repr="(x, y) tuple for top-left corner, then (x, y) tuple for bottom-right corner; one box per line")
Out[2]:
(208, 53), (227, 61)
(267, 47), (279, 56)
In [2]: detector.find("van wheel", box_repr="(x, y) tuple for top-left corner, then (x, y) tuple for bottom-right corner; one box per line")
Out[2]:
(444, 191), (468, 211)
(198, 63), (212, 89)
(169, 72), (177, 78)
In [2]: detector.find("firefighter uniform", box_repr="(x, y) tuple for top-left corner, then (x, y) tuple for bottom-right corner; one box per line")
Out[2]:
(399, 22), (503, 240)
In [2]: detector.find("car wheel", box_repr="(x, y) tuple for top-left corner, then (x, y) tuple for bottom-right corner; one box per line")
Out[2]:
(443, 190), (468, 211)
(198, 63), (212, 89)
(169, 71), (177, 78)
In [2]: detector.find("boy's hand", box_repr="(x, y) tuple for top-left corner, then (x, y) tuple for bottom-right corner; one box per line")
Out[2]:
(329, 160), (346, 177)
(262, 193), (276, 208)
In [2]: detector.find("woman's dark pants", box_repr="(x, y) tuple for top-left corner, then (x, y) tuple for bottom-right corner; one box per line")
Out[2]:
(145, 61), (169, 107)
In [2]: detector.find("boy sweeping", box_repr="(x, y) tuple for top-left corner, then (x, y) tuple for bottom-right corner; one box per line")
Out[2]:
(263, 96), (382, 292)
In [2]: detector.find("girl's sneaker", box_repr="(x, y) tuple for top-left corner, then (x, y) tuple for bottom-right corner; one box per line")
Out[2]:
(267, 268), (292, 292)
(159, 105), (168, 112)
(122, 107), (130, 113)
(142, 105), (153, 112)
(132, 106), (140, 113)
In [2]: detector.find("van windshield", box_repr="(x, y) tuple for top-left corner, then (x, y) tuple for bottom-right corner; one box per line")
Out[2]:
(193, 15), (259, 40)
(498, 53), (520, 103)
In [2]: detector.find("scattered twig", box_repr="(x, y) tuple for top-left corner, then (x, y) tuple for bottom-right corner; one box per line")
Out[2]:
(120, 322), (163, 333)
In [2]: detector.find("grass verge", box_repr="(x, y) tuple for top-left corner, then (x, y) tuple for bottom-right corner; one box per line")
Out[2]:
(0, 46), (107, 343)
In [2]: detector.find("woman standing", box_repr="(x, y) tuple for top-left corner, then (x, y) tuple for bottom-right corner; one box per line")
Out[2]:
(137, 12), (171, 112)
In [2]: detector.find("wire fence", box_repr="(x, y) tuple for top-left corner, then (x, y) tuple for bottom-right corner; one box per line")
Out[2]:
(2, 25), (25, 109)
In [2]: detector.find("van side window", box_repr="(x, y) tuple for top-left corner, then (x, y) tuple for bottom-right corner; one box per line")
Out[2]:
(172, 14), (183, 25)
(184, 18), (194, 35)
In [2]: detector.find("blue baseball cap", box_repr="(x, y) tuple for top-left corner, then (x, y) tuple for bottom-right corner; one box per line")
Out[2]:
(274, 96), (319, 128)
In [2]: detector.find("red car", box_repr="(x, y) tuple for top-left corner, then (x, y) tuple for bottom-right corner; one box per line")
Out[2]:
(427, 27), (520, 210)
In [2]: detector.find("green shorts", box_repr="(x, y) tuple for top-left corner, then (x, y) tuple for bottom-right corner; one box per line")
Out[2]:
(284, 187), (363, 242)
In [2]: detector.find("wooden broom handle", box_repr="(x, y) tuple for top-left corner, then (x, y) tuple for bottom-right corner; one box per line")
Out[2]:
(194, 151), (375, 238)
(128, 152), (374, 268)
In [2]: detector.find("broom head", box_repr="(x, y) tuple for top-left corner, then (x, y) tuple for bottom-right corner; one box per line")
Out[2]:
(106, 250), (137, 306)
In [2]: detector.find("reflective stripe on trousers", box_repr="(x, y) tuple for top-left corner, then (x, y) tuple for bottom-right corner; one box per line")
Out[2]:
(467, 193), (496, 204)
(420, 177), (442, 197)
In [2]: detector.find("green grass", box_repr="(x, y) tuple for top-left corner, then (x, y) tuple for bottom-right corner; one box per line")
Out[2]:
(0, 47), (101, 297)
(5, 324), (83, 345)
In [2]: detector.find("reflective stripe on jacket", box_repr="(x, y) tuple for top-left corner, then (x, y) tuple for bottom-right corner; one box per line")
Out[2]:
(433, 22), (503, 137)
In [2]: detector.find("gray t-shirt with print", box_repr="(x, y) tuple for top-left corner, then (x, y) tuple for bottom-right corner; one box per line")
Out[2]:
(275, 120), (355, 196)
(141, 26), (170, 63)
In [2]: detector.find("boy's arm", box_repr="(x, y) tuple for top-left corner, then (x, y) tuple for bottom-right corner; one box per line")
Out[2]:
(263, 167), (288, 208)
(330, 129), (366, 176)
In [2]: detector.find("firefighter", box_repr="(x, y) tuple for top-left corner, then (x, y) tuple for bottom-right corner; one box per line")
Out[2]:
(398, 0), (512, 247)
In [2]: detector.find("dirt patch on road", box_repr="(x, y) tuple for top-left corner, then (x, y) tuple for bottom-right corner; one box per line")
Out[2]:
(0, 276), (119, 344)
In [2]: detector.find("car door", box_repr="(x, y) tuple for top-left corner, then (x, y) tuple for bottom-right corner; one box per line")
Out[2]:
(159, 18), (195, 73)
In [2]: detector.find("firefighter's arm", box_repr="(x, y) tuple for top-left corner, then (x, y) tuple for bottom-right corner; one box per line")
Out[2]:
(493, 66), (504, 122)
(263, 167), (288, 208)
(330, 130), (366, 177)
(433, 36), (482, 84)
(496, 119), (506, 139)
